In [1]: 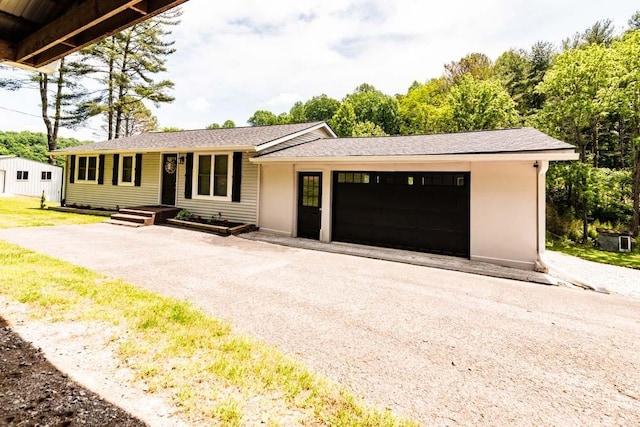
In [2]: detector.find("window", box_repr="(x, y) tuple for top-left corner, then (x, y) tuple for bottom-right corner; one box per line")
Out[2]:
(77, 155), (99, 182)
(194, 154), (231, 199)
(16, 171), (28, 180)
(41, 171), (52, 180)
(337, 172), (370, 184)
(120, 155), (135, 184)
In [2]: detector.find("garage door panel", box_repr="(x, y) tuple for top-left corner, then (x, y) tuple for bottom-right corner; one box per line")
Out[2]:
(332, 171), (470, 257)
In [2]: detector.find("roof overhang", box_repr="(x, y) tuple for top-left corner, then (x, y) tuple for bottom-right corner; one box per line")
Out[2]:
(255, 122), (338, 152)
(1, 0), (188, 70)
(251, 150), (580, 164)
(49, 145), (257, 156)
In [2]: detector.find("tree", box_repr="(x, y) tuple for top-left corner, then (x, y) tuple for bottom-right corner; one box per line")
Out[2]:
(494, 49), (531, 117)
(303, 94), (341, 122)
(206, 123), (221, 129)
(528, 41), (556, 111)
(161, 127), (183, 132)
(344, 83), (400, 134)
(222, 120), (236, 128)
(536, 43), (618, 239)
(0, 56), (92, 163)
(80, 8), (181, 139)
(288, 101), (307, 123)
(446, 76), (520, 132)
(352, 121), (388, 137)
(563, 19), (616, 49)
(120, 99), (158, 137)
(611, 30), (640, 235)
(629, 11), (640, 31)
(247, 110), (279, 126)
(398, 77), (451, 134)
(444, 53), (493, 84)
(329, 102), (356, 137)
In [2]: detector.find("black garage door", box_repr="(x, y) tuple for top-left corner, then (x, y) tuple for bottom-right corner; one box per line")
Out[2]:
(332, 171), (470, 257)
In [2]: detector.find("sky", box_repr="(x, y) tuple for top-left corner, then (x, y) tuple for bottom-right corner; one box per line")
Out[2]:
(0, 0), (638, 141)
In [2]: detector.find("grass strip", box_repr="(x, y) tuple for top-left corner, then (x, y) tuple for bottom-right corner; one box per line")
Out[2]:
(0, 197), (105, 229)
(547, 242), (640, 270)
(0, 241), (416, 426)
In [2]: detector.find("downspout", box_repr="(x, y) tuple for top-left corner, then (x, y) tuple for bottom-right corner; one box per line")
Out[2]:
(61, 156), (67, 205)
(255, 161), (261, 228)
(534, 160), (549, 272)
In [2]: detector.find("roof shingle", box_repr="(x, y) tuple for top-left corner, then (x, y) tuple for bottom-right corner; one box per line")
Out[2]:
(256, 128), (575, 158)
(53, 122), (325, 153)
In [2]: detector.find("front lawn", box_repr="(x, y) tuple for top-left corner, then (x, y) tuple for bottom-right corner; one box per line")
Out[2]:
(0, 240), (414, 426)
(547, 242), (640, 270)
(0, 197), (105, 228)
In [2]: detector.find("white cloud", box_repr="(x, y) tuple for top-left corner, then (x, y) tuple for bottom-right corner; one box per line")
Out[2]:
(1, 0), (639, 137)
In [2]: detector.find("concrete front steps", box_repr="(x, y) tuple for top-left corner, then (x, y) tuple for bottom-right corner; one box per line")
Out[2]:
(107, 206), (180, 227)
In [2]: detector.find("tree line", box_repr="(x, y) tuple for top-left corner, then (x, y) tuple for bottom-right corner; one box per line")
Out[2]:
(244, 13), (640, 240)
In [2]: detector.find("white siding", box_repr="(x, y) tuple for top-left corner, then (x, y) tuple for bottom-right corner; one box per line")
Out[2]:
(0, 157), (63, 201)
(65, 153), (161, 209)
(176, 152), (258, 224)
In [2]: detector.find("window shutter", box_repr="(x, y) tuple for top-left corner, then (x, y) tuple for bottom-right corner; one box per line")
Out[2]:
(69, 155), (75, 183)
(184, 153), (193, 199)
(232, 152), (242, 202)
(98, 154), (105, 185)
(112, 154), (119, 186)
(134, 153), (142, 186)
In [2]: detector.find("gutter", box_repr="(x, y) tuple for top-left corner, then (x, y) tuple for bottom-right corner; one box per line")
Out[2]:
(48, 145), (257, 156)
(250, 151), (580, 164)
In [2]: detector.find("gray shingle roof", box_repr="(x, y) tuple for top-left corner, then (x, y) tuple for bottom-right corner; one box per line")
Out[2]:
(256, 128), (575, 158)
(53, 122), (326, 153)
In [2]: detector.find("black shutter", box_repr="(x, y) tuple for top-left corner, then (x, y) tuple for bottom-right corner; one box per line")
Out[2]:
(112, 154), (119, 186)
(232, 152), (242, 202)
(134, 153), (142, 186)
(98, 154), (105, 185)
(69, 155), (75, 183)
(184, 153), (193, 199)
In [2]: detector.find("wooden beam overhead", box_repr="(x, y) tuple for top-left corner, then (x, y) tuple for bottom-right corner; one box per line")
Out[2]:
(129, 1), (150, 15)
(0, 39), (16, 61)
(0, 10), (39, 29)
(16, 0), (146, 63)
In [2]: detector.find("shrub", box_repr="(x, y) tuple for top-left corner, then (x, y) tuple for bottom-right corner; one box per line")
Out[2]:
(175, 209), (194, 221)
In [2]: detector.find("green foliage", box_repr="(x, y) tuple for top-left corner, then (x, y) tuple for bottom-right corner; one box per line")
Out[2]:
(247, 110), (280, 126)
(398, 78), (450, 134)
(344, 83), (400, 135)
(303, 94), (341, 122)
(329, 101), (356, 137)
(0, 131), (88, 164)
(175, 209), (194, 221)
(446, 76), (520, 131)
(352, 121), (387, 137)
(444, 52), (494, 84)
(40, 191), (46, 210)
(161, 127), (183, 132)
(222, 120), (235, 128)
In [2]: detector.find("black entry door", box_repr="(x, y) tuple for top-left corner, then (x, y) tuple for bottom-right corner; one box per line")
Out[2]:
(161, 154), (177, 205)
(332, 171), (470, 257)
(297, 172), (322, 239)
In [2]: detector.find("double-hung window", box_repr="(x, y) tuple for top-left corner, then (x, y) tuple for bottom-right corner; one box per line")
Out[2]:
(119, 155), (135, 185)
(194, 154), (231, 199)
(77, 155), (99, 183)
(16, 171), (28, 180)
(41, 171), (52, 180)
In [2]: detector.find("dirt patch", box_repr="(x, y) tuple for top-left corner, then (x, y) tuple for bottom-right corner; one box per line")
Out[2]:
(0, 315), (142, 426)
(0, 299), (187, 427)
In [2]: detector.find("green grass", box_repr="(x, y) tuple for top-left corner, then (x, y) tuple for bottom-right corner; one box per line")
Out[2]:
(0, 240), (416, 426)
(547, 241), (640, 270)
(0, 197), (105, 228)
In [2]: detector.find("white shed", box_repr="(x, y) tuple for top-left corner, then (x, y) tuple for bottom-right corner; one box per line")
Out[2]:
(0, 155), (63, 202)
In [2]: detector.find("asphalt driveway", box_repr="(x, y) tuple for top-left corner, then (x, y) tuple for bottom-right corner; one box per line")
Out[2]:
(1, 223), (639, 425)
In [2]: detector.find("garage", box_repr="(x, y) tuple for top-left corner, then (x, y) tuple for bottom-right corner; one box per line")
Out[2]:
(332, 171), (470, 257)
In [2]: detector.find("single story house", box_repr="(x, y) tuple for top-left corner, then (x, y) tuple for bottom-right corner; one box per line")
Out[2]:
(51, 122), (578, 270)
(0, 155), (63, 201)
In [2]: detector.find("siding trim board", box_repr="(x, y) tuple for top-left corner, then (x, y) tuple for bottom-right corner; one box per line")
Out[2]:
(112, 154), (119, 186)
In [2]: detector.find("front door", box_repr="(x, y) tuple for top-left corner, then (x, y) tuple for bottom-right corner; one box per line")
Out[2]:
(297, 172), (322, 239)
(161, 154), (177, 205)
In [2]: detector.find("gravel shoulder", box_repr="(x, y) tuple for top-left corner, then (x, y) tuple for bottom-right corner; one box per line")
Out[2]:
(1, 223), (640, 425)
(543, 250), (640, 297)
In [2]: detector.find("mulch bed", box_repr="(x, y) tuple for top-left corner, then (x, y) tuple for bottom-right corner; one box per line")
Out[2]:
(0, 317), (144, 426)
